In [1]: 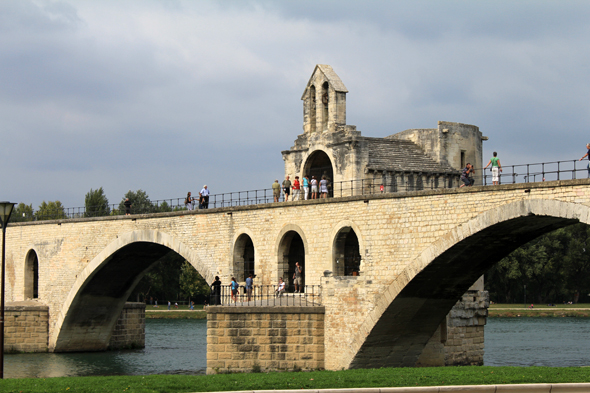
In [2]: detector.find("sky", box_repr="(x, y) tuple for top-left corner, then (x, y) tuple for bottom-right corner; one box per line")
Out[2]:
(2, 0), (590, 210)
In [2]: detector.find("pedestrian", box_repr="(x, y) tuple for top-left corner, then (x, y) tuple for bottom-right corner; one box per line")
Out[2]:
(302, 175), (310, 200)
(293, 262), (303, 293)
(282, 175), (292, 202)
(154, 299), (158, 308)
(211, 276), (221, 305)
(320, 176), (329, 199)
(167, 301), (171, 310)
(579, 143), (590, 177)
(190, 301), (194, 311)
(460, 163), (474, 188)
(174, 302), (178, 309)
(272, 180), (281, 202)
(311, 176), (318, 199)
(292, 176), (301, 201)
(124, 198), (132, 215)
(185, 192), (194, 210)
(199, 185), (210, 209)
(230, 277), (239, 303)
(484, 152), (503, 185)
(275, 277), (286, 297)
(246, 273), (253, 302)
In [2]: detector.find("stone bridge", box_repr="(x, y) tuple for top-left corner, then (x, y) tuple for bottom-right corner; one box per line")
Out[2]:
(4, 179), (590, 369)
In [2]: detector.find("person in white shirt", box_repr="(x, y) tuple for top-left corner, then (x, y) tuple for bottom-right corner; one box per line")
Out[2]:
(275, 277), (285, 297)
(199, 185), (210, 209)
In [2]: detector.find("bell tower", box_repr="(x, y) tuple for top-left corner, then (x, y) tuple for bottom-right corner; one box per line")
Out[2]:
(301, 65), (348, 133)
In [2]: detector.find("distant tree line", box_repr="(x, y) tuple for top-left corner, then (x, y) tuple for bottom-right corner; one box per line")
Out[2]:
(10, 187), (187, 222)
(485, 223), (590, 304)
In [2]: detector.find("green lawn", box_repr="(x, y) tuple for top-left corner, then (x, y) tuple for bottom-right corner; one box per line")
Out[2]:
(489, 303), (590, 309)
(4, 366), (590, 393)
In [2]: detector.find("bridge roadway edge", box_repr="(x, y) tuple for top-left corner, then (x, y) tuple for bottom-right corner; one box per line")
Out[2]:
(3, 179), (590, 367)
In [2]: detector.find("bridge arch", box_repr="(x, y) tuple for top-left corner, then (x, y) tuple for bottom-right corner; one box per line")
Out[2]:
(275, 224), (309, 290)
(330, 220), (365, 276)
(50, 230), (219, 352)
(231, 229), (258, 283)
(344, 199), (589, 369)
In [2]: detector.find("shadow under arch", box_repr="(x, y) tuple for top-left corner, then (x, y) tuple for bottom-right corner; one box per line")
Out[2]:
(231, 229), (258, 282)
(345, 199), (590, 369)
(50, 230), (218, 352)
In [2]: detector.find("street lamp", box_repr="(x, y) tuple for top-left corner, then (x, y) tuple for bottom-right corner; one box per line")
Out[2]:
(0, 201), (15, 380)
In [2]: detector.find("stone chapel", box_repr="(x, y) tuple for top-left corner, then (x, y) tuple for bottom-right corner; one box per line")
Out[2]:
(282, 65), (487, 194)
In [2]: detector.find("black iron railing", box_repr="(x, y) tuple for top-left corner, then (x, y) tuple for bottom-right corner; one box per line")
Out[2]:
(12, 159), (590, 222)
(208, 284), (321, 307)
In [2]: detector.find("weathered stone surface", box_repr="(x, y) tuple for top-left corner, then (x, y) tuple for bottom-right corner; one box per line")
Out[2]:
(206, 307), (325, 374)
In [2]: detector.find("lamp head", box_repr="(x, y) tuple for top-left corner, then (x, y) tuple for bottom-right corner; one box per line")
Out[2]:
(0, 202), (16, 230)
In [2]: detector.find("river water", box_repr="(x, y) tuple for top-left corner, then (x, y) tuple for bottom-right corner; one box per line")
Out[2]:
(5, 317), (590, 378)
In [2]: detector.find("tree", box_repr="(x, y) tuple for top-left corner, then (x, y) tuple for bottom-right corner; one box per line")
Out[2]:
(11, 203), (34, 222)
(118, 189), (155, 215)
(179, 261), (210, 304)
(85, 187), (110, 217)
(36, 201), (66, 220)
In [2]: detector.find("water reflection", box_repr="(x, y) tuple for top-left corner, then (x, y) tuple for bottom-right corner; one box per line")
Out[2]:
(484, 317), (590, 367)
(6, 319), (207, 379)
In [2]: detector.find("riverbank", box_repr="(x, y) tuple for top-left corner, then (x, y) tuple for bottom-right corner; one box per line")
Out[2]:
(6, 366), (590, 392)
(489, 303), (590, 317)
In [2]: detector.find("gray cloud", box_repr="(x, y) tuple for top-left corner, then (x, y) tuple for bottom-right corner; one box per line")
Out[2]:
(1, 0), (589, 209)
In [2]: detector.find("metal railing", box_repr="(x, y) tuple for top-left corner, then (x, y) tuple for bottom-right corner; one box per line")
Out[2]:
(11, 159), (590, 222)
(475, 160), (588, 186)
(208, 284), (321, 307)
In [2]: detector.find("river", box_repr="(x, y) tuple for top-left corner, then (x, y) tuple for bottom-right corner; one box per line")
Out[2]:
(5, 317), (590, 378)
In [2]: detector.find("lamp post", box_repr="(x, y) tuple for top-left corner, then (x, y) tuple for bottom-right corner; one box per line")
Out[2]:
(0, 202), (15, 380)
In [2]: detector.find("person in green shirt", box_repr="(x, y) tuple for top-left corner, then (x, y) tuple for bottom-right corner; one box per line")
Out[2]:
(272, 180), (281, 202)
(484, 151), (502, 185)
(282, 176), (292, 202)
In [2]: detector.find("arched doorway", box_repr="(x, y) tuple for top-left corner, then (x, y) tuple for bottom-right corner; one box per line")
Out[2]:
(24, 250), (39, 299)
(333, 228), (361, 276)
(304, 150), (334, 197)
(278, 231), (305, 292)
(233, 234), (255, 282)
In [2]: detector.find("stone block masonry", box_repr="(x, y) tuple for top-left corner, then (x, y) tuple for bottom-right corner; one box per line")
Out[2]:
(108, 302), (145, 350)
(5, 301), (49, 353)
(207, 306), (325, 374)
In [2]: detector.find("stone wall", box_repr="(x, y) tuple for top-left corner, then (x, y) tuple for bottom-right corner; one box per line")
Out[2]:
(207, 306), (325, 374)
(5, 301), (48, 353)
(108, 302), (145, 350)
(444, 289), (489, 366)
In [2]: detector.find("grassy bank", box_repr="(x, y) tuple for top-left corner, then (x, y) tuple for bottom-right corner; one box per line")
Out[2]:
(5, 366), (590, 393)
(488, 303), (590, 317)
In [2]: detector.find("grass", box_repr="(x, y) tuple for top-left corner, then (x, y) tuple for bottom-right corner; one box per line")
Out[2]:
(488, 303), (590, 317)
(4, 366), (590, 392)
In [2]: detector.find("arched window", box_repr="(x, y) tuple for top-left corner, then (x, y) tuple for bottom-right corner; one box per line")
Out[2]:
(25, 250), (39, 299)
(233, 234), (255, 282)
(333, 228), (361, 276)
(321, 82), (329, 131)
(310, 85), (316, 133)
